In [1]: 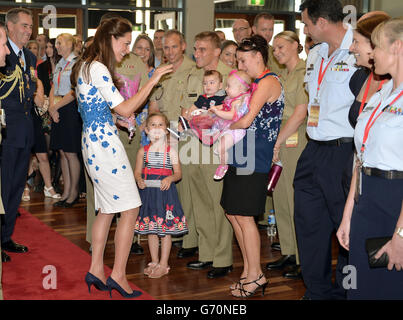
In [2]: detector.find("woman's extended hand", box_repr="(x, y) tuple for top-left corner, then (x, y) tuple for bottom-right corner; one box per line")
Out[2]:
(375, 234), (403, 271)
(149, 64), (174, 86)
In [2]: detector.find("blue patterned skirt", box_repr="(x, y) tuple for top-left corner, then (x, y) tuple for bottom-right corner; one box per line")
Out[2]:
(135, 174), (188, 237)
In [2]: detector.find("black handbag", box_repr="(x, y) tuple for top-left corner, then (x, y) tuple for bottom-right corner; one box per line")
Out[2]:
(365, 237), (391, 268)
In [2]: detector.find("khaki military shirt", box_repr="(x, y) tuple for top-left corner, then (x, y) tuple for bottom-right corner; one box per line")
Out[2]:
(184, 59), (232, 108)
(278, 59), (308, 122)
(116, 52), (149, 90)
(150, 55), (196, 121)
(268, 45), (286, 76)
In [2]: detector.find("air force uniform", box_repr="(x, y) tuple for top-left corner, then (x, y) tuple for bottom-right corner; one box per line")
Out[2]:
(293, 26), (357, 300)
(348, 80), (403, 299)
(0, 40), (36, 245)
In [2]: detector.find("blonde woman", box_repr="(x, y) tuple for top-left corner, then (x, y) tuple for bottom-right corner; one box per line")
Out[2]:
(48, 33), (82, 207)
(268, 31), (308, 279)
(337, 17), (403, 300)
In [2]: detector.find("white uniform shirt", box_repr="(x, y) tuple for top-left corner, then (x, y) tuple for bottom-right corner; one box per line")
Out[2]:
(304, 25), (357, 141)
(53, 52), (76, 96)
(355, 80), (403, 171)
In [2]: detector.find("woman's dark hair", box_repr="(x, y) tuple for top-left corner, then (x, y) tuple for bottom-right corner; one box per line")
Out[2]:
(236, 34), (268, 65)
(47, 38), (61, 63)
(299, 0), (344, 24)
(71, 17), (132, 89)
(42, 38), (61, 75)
(356, 14), (391, 49)
(356, 14), (392, 81)
(220, 40), (238, 53)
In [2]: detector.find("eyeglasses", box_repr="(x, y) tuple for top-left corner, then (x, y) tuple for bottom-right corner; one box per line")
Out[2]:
(232, 27), (250, 33)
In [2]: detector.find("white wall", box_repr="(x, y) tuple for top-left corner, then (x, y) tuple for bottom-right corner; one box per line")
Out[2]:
(371, 0), (403, 17)
(184, 0), (215, 56)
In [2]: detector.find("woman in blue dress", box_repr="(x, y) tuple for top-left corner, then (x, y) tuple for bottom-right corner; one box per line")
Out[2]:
(221, 35), (284, 298)
(71, 17), (172, 298)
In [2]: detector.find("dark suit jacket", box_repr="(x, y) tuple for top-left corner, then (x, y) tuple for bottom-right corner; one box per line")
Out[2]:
(0, 41), (37, 149)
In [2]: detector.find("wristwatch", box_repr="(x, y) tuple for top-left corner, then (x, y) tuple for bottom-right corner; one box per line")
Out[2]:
(396, 227), (403, 239)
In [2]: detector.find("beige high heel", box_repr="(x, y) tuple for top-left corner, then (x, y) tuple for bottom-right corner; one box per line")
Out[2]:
(44, 186), (61, 199)
(22, 187), (30, 201)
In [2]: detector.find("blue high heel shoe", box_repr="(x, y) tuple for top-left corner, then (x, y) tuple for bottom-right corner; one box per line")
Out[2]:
(106, 276), (142, 299)
(85, 272), (109, 293)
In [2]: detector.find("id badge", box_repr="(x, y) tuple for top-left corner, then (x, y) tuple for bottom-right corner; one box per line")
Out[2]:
(53, 96), (62, 104)
(286, 131), (299, 148)
(354, 159), (363, 203)
(308, 104), (320, 127)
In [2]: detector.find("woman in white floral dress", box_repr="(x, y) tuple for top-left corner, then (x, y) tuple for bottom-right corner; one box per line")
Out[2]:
(71, 17), (172, 298)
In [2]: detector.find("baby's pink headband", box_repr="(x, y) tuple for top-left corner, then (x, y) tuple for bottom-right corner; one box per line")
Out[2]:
(229, 69), (250, 90)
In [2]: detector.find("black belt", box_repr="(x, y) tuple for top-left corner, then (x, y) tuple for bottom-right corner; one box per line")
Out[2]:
(363, 167), (403, 180)
(310, 137), (353, 146)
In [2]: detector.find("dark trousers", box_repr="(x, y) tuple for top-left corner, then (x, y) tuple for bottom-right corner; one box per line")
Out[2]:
(1, 145), (31, 244)
(293, 140), (353, 300)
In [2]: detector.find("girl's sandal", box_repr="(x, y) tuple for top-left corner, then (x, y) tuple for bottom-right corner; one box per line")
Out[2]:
(143, 262), (158, 276)
(148, 264), (170, 279)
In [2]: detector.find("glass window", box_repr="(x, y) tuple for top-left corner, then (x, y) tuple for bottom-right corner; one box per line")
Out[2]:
(215, 0), (294, 12)
(13, 0), (84, 4)
(215, 18), (284, 44)
(87, 8), (182, 48)
(87, 0), (182, 8)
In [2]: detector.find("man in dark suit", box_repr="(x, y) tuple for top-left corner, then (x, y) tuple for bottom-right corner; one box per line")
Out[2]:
(0, 19), (11, 296)
(0, 8), (36, 262)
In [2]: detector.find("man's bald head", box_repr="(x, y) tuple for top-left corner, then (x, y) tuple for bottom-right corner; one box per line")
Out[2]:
(232, 19), (252, 44)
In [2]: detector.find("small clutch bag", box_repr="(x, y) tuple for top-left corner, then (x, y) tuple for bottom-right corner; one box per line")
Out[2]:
(365, 237), (391, 268)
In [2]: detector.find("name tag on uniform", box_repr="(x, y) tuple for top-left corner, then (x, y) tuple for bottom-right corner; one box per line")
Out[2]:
(285, 131), (298, 148)
(308, 104), (320, 127)
(188, 93), (197, 98)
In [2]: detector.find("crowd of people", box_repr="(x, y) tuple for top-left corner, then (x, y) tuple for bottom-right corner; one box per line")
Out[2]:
(0, 0), (402, 300)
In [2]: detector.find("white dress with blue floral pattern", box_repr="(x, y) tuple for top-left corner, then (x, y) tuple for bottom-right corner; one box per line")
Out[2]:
(76, 61), (141, 214)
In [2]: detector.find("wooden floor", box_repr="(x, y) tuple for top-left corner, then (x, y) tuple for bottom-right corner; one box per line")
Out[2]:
(19, 190), (338, 300)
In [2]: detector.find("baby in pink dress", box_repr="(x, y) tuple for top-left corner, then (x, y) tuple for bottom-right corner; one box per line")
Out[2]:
(209, 70), (254, 180)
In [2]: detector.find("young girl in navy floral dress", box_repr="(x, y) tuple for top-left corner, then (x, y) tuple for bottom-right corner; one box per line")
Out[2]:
(134, 112), (188, 278)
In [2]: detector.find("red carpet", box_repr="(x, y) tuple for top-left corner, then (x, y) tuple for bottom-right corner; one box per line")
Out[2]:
(2, 208), (154, 300)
